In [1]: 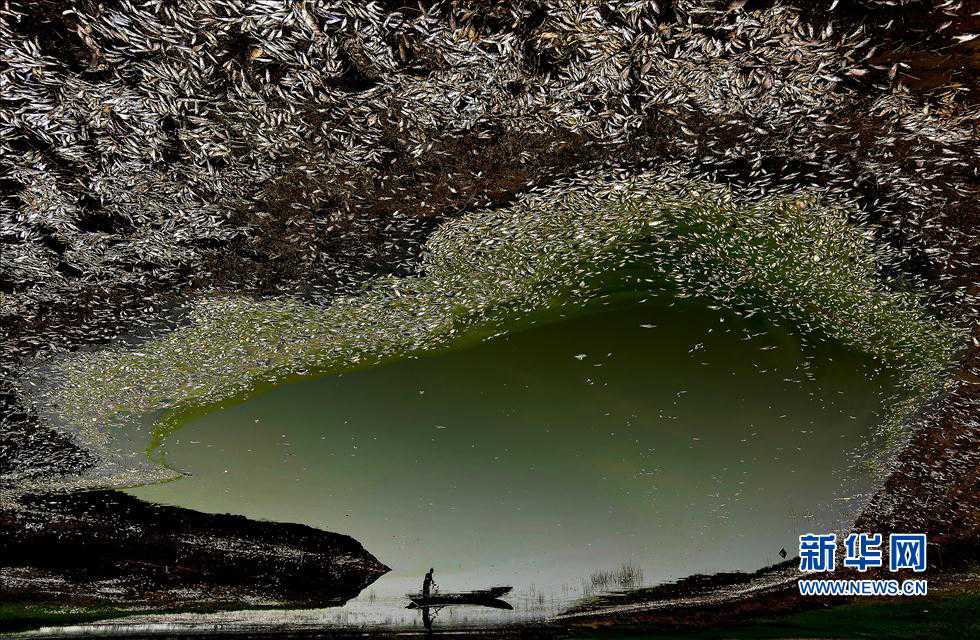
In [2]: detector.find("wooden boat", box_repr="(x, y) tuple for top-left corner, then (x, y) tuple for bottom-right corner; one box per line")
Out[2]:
(406, 586), (512, 608)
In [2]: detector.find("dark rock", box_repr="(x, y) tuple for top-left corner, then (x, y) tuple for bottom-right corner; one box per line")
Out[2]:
(0, 491), (389, 610)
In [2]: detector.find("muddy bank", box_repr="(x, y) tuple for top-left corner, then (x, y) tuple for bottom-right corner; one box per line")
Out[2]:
(557, 560), (808, 629)
(0, 491), (389, 613)
(556, 557), (980, 631)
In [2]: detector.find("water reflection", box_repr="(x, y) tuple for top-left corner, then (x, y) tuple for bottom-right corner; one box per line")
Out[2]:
(127, 295), (891, 626)
(406, 570), (513, 631)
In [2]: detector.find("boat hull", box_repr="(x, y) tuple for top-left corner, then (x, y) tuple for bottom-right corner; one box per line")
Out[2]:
(407, 586), (512, 608)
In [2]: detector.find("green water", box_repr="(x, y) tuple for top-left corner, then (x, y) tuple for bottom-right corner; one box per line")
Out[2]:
(127, 295), (889, 609)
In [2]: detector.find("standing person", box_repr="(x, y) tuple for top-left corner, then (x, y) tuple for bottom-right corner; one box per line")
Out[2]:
(422, 568), (435, 599)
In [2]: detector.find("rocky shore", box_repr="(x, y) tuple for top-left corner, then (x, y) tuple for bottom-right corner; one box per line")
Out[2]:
(1, 491), (388, 613)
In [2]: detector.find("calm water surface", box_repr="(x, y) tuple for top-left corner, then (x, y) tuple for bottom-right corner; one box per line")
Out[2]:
(127, 296), (889, 624)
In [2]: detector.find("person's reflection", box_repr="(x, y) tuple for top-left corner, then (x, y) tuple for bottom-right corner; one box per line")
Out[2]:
(422, 605), (432, 633)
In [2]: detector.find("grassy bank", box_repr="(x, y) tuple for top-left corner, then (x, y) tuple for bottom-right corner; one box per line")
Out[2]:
(0, 603), (140, 634)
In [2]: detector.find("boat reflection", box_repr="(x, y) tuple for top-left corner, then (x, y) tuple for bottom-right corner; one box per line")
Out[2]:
(407, 586), (513, 632)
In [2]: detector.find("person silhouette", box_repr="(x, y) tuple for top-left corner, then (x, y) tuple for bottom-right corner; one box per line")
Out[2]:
(420, 568), (436, 633)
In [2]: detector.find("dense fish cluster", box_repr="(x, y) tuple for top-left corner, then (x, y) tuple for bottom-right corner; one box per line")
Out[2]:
(1, 1), (977, 541)
(18, 176), (963, 499)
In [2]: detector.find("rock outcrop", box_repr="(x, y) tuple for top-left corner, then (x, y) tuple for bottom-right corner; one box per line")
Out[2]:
(1, 491), (389, 610)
